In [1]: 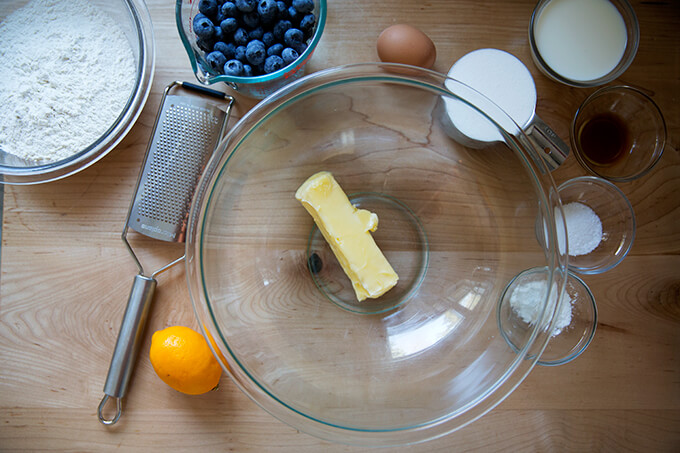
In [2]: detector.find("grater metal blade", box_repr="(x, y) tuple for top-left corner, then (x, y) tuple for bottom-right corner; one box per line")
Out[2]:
(127, 92), (228, 243)
(98, 81), (233, 426)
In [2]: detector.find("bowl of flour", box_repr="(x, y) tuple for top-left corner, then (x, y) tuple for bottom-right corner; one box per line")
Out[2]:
(0, 0), (155, 184)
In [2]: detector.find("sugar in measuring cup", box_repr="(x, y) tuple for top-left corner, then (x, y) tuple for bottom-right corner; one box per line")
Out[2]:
(440, 48), (569, 170)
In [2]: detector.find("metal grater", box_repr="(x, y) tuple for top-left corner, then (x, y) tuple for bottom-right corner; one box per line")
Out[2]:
(127, 92), (228, 242)
(98, 81), (233, 426)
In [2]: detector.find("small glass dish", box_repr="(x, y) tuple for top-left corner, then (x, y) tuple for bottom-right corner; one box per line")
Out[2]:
(571, 85), (666, 182)
(175, 0), (327, 99)
(528, 0), (639, 88)
(498, 266), (597, 366)
(559, 176), (636, 273)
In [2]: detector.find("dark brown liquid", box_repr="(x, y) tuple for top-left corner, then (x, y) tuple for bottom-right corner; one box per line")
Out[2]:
(577, 113), (630, 166)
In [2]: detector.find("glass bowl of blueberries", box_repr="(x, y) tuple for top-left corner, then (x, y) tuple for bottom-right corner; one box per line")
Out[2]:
(176, 0), (327, 99)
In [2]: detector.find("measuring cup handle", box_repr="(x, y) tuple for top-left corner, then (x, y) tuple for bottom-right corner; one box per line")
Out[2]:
(99, 274), (156, 424)
(525, 116), (570, 171)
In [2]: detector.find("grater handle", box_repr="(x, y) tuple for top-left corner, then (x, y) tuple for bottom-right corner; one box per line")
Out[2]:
(178, 81), (231, 100)
(98, 274), (157, 425)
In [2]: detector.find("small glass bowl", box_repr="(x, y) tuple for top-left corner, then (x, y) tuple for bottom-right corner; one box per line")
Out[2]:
(529, 0), (639, 88)
(498, 266), (597, 366)
(571, 85), (667, 182)
(558, 176), (635, 274)
(175, 0), (327, 99)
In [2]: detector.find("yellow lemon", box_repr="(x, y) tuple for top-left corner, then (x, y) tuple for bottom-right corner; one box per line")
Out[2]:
(149, 326), (222, 395)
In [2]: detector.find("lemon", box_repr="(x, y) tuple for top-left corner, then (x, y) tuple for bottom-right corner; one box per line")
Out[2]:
(149, 326), (222, 395)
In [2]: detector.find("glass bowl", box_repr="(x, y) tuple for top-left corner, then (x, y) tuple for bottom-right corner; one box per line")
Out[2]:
(185, 63), (569, 446)
(0, 0), (155, 185)
(498, 266), (597, 366)
(529, 0), (639, 88)
(546, 176), (635, 274)
(176, 0), (327, 99)
(571, 85), (667, 182)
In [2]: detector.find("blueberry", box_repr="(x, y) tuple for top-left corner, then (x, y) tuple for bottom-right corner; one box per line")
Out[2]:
(220, 17), (239, 34)
(194, 16), (216, 40)
(235, 0), (257, 12)
(258, 0), (278, 23)
(214, 41), (236, 59)
(233, 27), (249, 46)
(213, 26), (224, 42)
(283, 28), (304, 47)
(308, 252), (322, 274)
(292, 0), (313, 13)
(281, 47), (298, 65)
(242, 11), (259, 28)
(293, 41), (307, 55)
(220, 1), (238, 17)
(247, 26), (263, 40)
(193, 13), (208, 28)
(287, 6), (300, 23)
(199, 0), (219, 19)
(234, 45), (247, 62)
(243, 64), (254, 77)
(273, 19), (292, 40)
(206, 50), (227, 71)
(299, 13), (315, 34)
(245, 39), (266, 65)
(266, 43), (284, 56)
(223, 59), (245, 76)
(262, 31), (275, 48)
(275, 1), (287, 18)
(264, 54), (284, 73)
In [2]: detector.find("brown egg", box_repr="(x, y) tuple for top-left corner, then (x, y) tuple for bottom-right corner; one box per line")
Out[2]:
(377, 24), (437, 69)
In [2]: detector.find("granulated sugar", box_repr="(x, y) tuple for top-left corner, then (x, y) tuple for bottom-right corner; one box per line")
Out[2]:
(563, 202), (603, 256)
(549, 201), (604, 257)
(0, 0), (136, 163)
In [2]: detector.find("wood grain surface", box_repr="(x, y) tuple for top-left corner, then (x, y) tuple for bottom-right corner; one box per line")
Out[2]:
(1, 0), (679, 451)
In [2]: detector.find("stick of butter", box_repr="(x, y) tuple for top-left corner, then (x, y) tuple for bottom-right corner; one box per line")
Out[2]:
(295, 171), (399, 302)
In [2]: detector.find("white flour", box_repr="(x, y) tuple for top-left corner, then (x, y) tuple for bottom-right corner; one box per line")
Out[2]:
(510, 279), (573, 336)
(0, 0), (136, 163)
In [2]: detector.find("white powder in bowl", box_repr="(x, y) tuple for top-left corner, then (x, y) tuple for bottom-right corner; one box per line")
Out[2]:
(442, 48), (537, 143)
(0, 0), (137, 164)
(509, 279), (573, 336)
(563, 202), (603, 256)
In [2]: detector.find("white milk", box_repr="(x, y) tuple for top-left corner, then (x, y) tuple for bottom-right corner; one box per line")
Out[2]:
(441, 49), (537, 146)
(534, 0), (627, 82)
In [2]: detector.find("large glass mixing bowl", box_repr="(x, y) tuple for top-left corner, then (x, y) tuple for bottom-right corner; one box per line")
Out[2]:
(0, 0), (154, 185)
(186, 63), (569, 446)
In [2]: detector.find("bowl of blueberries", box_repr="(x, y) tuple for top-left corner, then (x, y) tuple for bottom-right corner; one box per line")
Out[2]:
(176, 0), (326, 99)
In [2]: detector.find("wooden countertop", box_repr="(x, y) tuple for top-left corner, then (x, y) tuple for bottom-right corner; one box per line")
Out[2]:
(1, 0), (679, 451)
